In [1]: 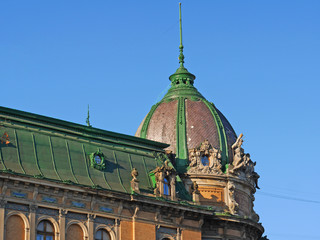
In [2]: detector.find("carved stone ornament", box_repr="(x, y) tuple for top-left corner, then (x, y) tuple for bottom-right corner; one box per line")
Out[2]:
(227, 182), (238, 215)
(188, 140), (223, 175)
(191, 181), (200, 203)
(228, 134), (260, 189)
(130, 168), (140, 194)
(152, 160), (176, 199)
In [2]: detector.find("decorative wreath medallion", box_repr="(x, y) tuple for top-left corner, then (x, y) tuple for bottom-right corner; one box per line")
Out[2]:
(90, 151), (106, 170)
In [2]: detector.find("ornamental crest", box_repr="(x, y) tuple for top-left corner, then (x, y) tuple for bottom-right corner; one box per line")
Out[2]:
(188, 140), (223, 175)
(89, 151), (106, 170)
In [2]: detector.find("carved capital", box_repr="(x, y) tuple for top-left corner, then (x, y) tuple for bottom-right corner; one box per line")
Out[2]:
(29, 204), (38, 213)
(0, 199), (6, 208)
(59, 209), (68, 217)
(115, 219), (120, 226)
(87, 214), (95, 221)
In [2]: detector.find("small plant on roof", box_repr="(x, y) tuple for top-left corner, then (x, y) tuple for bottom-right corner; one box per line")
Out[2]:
(1, 132), (10, 145)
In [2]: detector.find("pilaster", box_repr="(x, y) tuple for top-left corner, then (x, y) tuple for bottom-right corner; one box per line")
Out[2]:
(88, 214), (95, 240)
(59, 209), (67, 240)
(0, 200), (6, 240)
(29, 204), (37, 240)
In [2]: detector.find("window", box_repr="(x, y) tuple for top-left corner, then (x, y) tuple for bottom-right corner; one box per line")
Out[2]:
(95, 229), (111, 240)
(37, 220), (54, 240)
(163, 177), (170, 196)
(67, 224), (83, 240)
(95, 155), (102, 164)
(201, 155), (209, 166)
(5, 215), (25, 240)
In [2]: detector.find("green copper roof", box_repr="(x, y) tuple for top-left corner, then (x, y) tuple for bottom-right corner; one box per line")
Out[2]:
(0, 106), (193, 199)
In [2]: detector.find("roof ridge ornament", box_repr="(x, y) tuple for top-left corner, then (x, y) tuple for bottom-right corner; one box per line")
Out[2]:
(168, 3), (196, 88)
(86, 104), (92, 127)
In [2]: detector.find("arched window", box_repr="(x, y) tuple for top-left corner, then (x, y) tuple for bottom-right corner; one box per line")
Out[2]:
(95, 229), (111, 240)
(163, 177), (170, 196)
(37, 220), (55, 240)
(5, 215), (25, 240)
(67, 224), (83, 240)
(201, 155), (209, 166)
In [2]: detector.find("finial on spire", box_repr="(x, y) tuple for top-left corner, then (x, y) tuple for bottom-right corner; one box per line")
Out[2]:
(168, 2), (196, 87)
(86, 104), (92, 127)
(179, 2), (185, 67)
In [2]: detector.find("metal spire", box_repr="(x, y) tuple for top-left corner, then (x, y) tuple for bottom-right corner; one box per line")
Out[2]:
(86, 104), (92, 127)
(178, 3), (185, 67)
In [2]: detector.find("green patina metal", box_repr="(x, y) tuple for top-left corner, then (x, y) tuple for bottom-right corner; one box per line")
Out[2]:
(0, 107), (181, 197)
(32, 133), (43, 177)
(82, 144), (95, 186)
(142, 156), (152, 189)
(49, 136), (62, 181)
(65, 140), (79, 184)
(0, 146), (6, 170)
(201, 99), (229, 166)
(14, 129), (25, 174)
(86, 104), (91, 127)
(127, 154), (133, 170)
(0, 106), (169, 152)
(102, 171), (112, 190)
(175, 97), (188, 173)
(139, 102), (161, 138)
(113, 151), (128, 193)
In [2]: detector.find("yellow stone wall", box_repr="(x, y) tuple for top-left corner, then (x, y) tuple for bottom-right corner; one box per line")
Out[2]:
(182, 229), (201, 240)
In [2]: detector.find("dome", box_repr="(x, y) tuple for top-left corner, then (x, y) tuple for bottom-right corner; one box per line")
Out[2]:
(136, 63), (237, 173)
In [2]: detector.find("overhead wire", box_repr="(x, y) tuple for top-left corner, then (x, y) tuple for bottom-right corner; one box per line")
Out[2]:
(256, 191), (320, 204)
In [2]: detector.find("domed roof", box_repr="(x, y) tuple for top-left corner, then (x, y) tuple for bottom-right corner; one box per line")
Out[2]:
(136, 63), (237, 173)
(135, 9), (237, 173)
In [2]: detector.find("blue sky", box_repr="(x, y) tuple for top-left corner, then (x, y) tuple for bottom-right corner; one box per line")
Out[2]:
(1, 1), (320, 239)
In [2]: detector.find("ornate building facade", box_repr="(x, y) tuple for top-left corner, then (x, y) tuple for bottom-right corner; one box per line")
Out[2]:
(0, 4), (264, 240)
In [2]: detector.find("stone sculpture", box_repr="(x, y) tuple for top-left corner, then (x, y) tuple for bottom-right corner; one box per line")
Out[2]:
(130, 168), (140, 194)
(188, 140), (223, 175)
(229, 134), (260, 189)
(228, 182), (238, 215)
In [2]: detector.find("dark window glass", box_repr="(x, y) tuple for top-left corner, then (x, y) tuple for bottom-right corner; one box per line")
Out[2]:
(201, 156), (209, 166)
(163, 177), (170, 196)
(95, 229), (111, 240)
(37, 220), (54, 240)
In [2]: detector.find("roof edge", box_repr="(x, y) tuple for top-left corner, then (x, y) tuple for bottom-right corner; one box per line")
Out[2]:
(0, 106), (170, 151)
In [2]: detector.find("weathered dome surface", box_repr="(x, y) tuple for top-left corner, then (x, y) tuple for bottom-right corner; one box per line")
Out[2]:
(135, 65), (237, 172)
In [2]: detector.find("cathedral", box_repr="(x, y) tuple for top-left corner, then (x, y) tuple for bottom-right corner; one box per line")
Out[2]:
(0, 4), (264, 240)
